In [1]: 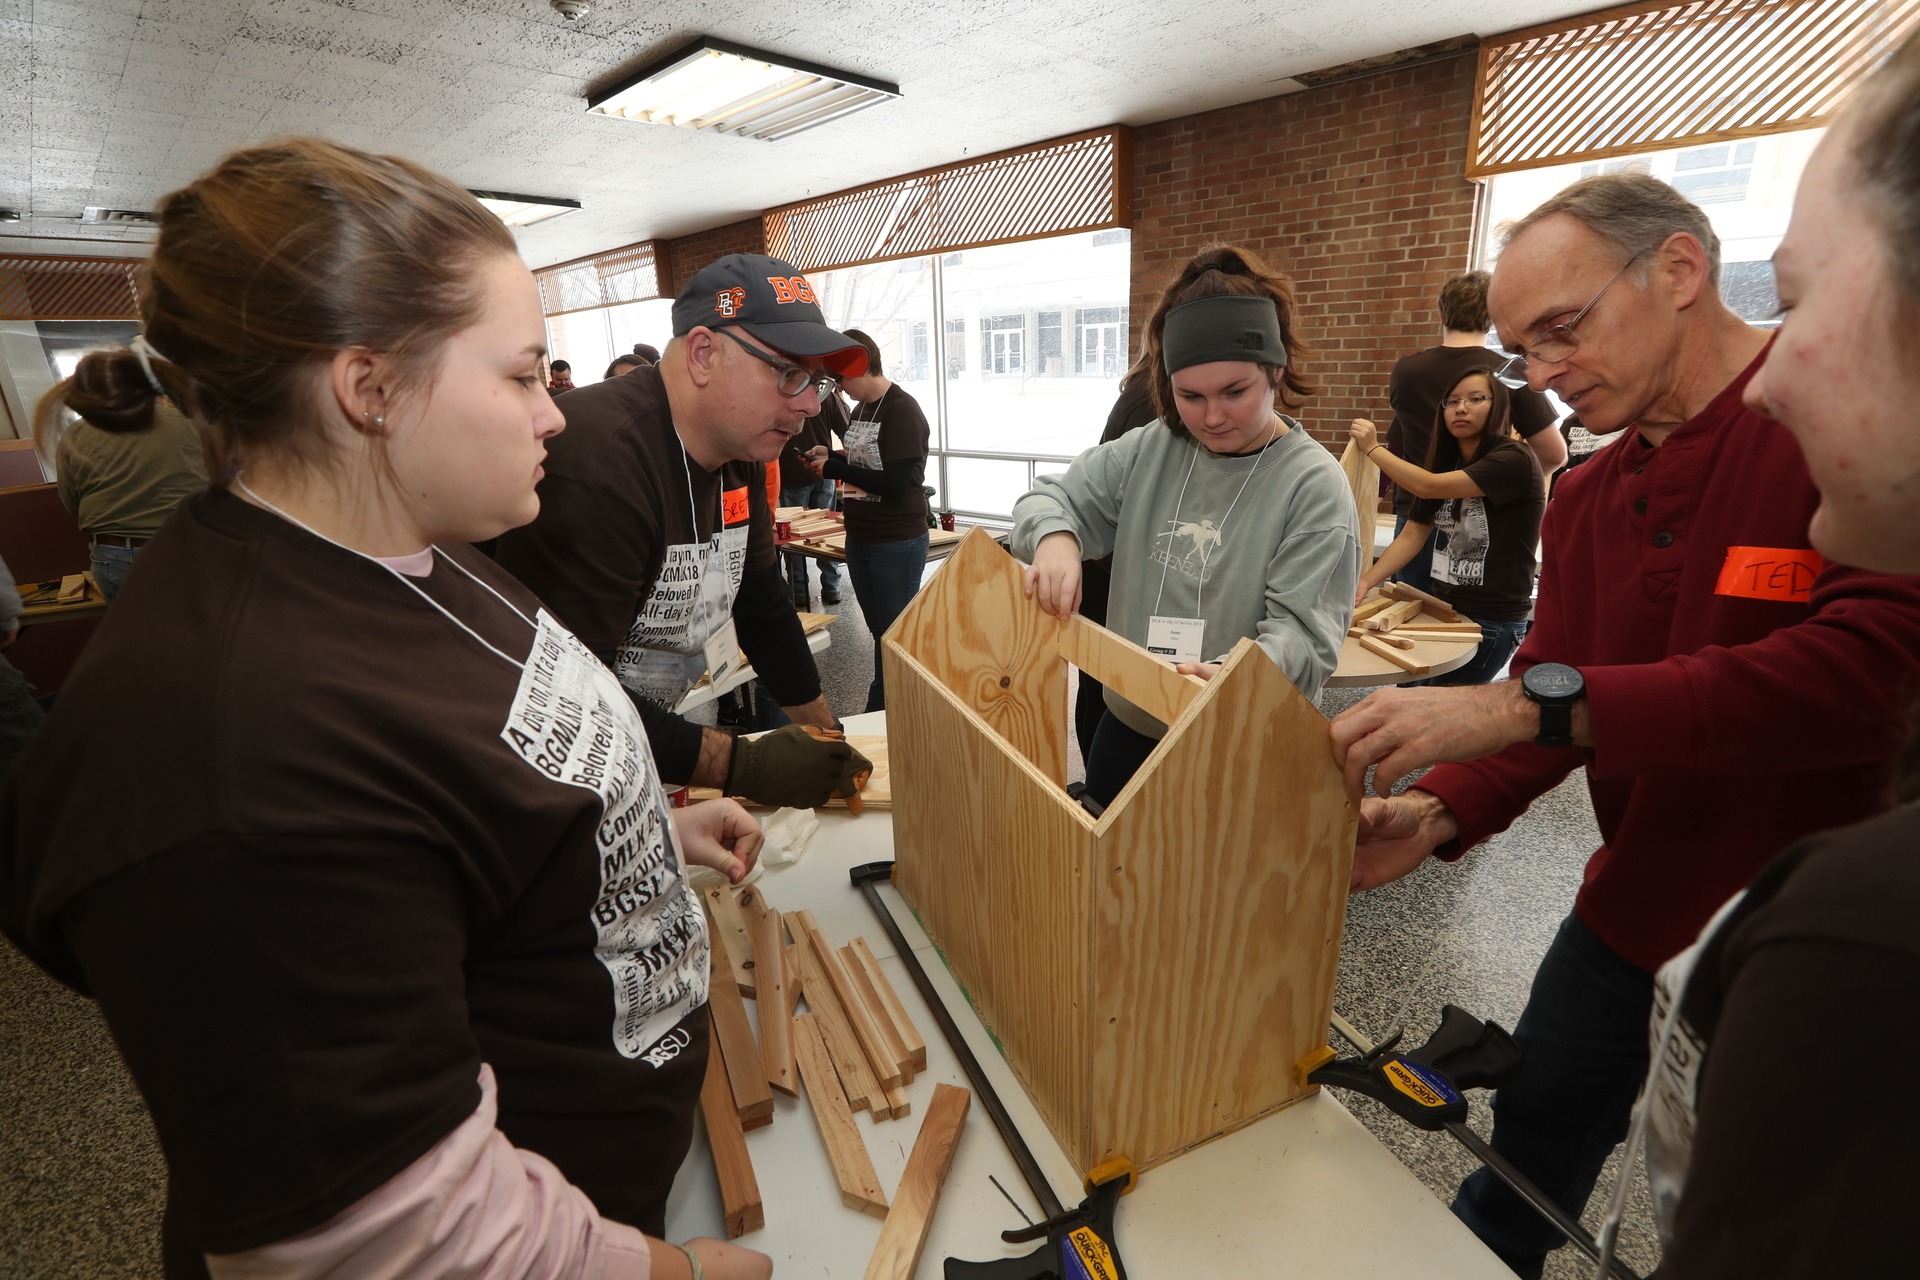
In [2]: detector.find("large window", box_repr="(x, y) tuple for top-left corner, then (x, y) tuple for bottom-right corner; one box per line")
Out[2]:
(545, 298), (674, 384)
(811, 228), (1132, 519)
(1478, 130), (1823, 328)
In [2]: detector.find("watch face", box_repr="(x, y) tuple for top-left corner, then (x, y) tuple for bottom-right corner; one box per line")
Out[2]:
(1526, 663), (1583, 701)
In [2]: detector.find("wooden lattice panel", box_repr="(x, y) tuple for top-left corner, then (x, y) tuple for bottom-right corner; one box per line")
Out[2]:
(536, 239), (666, 317)
(763, 127), (1131, 274)
(1469, 0), (1920, 178)
(0, 255), (143, 321)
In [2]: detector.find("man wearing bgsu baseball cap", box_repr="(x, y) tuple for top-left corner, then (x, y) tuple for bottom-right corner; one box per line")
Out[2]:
(495, 252), (871, 809)
(673, 254), (870, 379)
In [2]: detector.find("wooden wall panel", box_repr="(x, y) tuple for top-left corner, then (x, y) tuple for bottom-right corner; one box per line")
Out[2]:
(1089, 640), (1355, 1170)
(886, 638), (1094, 1161)
(886, 530), (1068, 786)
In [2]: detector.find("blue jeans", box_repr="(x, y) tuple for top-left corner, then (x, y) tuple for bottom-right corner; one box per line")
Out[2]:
(843, 533), (928, 712)
(90, 542), (139, 602)
(780, 479), (840, 597)
(1452, 914), (1654, 1279)
(1391, 511), (1435, 594)
(0, 656), (45, 779)
(1425, 616), (1529, 687)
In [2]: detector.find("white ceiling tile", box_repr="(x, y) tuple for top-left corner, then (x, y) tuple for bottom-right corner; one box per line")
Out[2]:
(12, 0), (1606, 263)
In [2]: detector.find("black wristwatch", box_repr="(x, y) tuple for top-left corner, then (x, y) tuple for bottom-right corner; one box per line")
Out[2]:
(1521, 663), (1585, 748)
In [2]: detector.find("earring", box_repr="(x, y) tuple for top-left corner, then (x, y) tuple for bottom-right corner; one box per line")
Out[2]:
(372, 414), (386, 429)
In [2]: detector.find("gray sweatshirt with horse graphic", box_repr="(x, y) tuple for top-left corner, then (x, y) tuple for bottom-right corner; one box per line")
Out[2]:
(1011, 418), (1359, 739)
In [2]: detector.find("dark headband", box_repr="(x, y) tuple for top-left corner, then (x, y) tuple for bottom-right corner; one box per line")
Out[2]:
(1161, 295), (1288, 374)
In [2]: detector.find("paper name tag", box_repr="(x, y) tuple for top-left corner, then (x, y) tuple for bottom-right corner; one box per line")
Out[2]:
(1146, 615), (1206, 664)
(704, 617), (743, 689)
(1714, 546), (1821, 603)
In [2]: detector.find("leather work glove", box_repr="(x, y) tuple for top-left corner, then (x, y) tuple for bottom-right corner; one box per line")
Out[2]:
(726, 724), (873, 809)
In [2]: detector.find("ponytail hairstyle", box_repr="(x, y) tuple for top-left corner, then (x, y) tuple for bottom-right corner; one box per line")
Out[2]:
(33, 138), (517, 482)
(1140, 244), (1314, 435)
(1422, 370), (1514, 473)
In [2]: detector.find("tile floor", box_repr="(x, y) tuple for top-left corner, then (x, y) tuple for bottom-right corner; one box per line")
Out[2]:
(0, 559), (1658, 1279)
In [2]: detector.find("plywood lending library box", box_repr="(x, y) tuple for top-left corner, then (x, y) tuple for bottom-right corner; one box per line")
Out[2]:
(882, 530), (1358, 1176)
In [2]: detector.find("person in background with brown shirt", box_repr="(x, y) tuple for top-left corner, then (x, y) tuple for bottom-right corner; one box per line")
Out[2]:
(50, 395), (206, 600)
(780, 389), (847, 607)
(496, 254), (873, 806)
(2, 138), (771, 1280)
(803, 327), (931, 712)
(1382, 271), (1564, 590)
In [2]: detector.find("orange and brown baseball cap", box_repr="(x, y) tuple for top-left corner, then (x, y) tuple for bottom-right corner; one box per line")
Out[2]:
(672, 253), (869, 378)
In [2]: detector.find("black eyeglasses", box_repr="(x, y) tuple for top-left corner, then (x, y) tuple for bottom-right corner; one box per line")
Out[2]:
(720, 329), (838, 397)
(1494, 252), (1644, 388)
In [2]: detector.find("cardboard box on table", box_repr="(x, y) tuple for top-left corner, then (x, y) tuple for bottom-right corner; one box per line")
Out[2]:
(882, 529), (1356, 1175)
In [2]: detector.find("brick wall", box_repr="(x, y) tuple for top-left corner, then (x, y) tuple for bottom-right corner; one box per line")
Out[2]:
(1130, 53), (1482, 450)
(662, 217), (768, 297)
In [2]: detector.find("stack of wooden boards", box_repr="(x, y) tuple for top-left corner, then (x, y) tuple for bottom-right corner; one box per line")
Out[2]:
(774, 507), (847, 545)
(1345, 581), (1484, 676)
(698, 880), (972, 1280)
(774, 506), (970, 561)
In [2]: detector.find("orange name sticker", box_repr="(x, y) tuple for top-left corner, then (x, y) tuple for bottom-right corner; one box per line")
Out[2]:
(722, 486), (751, 525)
(1715, 546), (1822, 603)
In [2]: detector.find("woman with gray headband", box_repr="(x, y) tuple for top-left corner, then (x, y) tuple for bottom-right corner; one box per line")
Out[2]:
(1012, 245), (1361, 804)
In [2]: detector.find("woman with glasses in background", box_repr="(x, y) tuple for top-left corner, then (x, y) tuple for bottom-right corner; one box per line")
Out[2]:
(1349, 367), (1545, 685)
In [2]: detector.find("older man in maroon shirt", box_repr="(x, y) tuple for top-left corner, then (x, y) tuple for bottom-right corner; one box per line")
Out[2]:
(1329, 173), (1920, 1278)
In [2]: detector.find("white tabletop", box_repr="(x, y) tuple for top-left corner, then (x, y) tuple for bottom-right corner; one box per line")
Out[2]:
(665, 713), (1508, 1278)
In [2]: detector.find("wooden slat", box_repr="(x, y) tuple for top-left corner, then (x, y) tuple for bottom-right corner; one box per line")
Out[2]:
(840, 942), (913, 1082)
(1467, 0), (1920, 179)
(1339, 441), (1381, 578)
(862, 1085), (971, 1280)
(808, 925), (906, 1090)
(1361, 599), (1424, 633)
(1057, 612), (1207, 730)
(787, 912), (887, 1115)
(703, 914), (774, 1126)
(1378, 580), (1469, 622)
(793, 1012), (889, 1219)
(699, 1014), (765, 1238)
(847, 937), (927, 1072)
(738, 888), (796, 1096)
(1359, 632), (1432, 675)
(704, 885), (756, 997)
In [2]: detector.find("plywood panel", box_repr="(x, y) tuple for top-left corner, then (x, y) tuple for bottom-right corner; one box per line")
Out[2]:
(1088, 639), (1355, 1170)
(886, 639), (1093, 1160)
(886, 529), (1068, 785)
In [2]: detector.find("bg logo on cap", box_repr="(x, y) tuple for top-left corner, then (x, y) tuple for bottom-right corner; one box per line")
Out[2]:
(714, 287), (747, 318)
(768, 276), (818, 305)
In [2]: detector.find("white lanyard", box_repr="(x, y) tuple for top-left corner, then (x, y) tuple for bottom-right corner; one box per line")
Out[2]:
(234, 479), (535, 672)
(1152, 417), (1280, 619)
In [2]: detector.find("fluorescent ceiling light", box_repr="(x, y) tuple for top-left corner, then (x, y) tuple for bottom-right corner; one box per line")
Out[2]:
(589, 37), (900, 142)
(469, 190), (582, 228)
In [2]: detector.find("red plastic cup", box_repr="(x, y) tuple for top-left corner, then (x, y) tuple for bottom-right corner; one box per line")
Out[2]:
(940, 511), (956, 532)
(776, 519), (792, 541)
